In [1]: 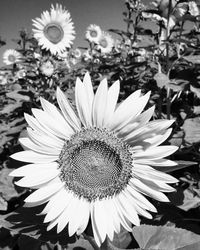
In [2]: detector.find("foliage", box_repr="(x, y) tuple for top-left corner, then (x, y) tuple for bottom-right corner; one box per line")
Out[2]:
(1, 0), (200, 249)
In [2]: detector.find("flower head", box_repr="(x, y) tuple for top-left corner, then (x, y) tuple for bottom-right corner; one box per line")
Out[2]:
(72, 48), (82, 59)
(10, 72), (178, 246)
(40, 60), (55, 77)
(85, 24), (102, 43)
(3, 49), (22, 65)
(97, 31), (114, 54)
(32, 4), (75, 55)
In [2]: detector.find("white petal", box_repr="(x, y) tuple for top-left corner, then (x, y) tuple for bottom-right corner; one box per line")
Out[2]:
(56, 196), (80, 234)
(126, 184), (157, 212)
(9, 162), (58, 177)
(122, 190), (152, 219)
(76, 200), (91, 235)
(40, 97), (74, 136)
(135, 158), (177, 167)
(15, 168), (59, 188)
(92, 78), (108, 127)
(116, 193), (140, 226)
(133, 146), (178, 160)
(56, 87), (81, 131)
(117, 106), (155, 137)
(110, 91), (150, 131)
(112, 198), (132, 231)
(32, 108), (71, 140)
(103, 80), (120, 126)
(75, 77), (92, 127)
(25, 179), (64, 204)
(129, 178), (169, 202)
(19, 138), (60, 155)
(44, 189), (73, 223)
(133, 163), (178, 183)
(26, 127), (64, 151)
(91, 201), (107, 246)
(68, 198), (90, 237)
(142, 128), (172, 148)
(11, 150), (58, 163)
(83, 72), (94, 112)
(125, 119), (175, 144)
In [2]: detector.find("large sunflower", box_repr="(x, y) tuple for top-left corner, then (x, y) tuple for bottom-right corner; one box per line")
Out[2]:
(32, 4), (75, 55)
(10, 72), (178, 246)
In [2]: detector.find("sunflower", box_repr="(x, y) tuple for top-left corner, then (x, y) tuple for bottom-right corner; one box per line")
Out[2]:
(32, 4), (75, 55)
(97, 32), (114, 54)
(40, 60), (55, 77)
(85, 24), (102, 44)
(10, 72), (178, 247)
(3, 49), (22, 65)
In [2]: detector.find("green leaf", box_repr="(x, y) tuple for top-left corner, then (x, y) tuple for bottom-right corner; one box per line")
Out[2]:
(132, 225), (200, 250)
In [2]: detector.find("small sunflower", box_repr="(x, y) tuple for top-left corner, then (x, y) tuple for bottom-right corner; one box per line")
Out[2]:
(10, 72), (178, 247)
(3, 49), (22, 65)
(72, 48), (82, 59)
(32, 4), (75, 55)
(97, 32), (114, 54)
(40, 60), (55, 77)
(85, 24), (102, 44)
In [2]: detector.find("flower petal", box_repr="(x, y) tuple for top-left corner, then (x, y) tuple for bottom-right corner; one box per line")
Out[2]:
(75, 77), (92, 127)
(103, 80), (120, 126)
(25, 179), (64, 204)
(9, 162), (58, 177)
(56, 87), (81, 131)
(11, 150), (58, 163)
(133, 145), (178, 160)
(92, 78), (108, 127)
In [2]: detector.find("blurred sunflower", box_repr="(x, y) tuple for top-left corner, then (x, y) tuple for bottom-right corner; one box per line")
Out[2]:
(10, 72), (178, 246)
(85, 24), (102, 43)
(72, 48), (82, 59)
(3, 49), (22, 65)
(32, 4), (75, 55)
(97, 32), (114, 54)
(40, 60), (55, 77)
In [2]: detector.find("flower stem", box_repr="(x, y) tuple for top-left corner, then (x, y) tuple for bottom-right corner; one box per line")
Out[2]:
(82, 233), (101, 250)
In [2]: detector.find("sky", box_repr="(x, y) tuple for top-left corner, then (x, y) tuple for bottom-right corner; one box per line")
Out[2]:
(0, 0), (127, 66)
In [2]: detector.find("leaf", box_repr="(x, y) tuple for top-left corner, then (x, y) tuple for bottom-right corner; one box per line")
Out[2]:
(4, 206), (76, 246)
(0, 168), (19, 202)
(0, 102), (22, 114)
(6, 91), (30, 102)
(190, 85), (200, 99)
(67, 237), (94, 250)
(183, 55), (200, 64)
(177, 189), (200, 211)
(132, 225), (200, 250)
(154, 72), (170, 89)
(182, 118), (200, 144)
(17, 235), (41, 250)
(0, 228), (18, 250)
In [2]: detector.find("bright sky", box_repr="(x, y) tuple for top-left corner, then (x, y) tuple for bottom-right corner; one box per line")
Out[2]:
(0, 0), (127, 66)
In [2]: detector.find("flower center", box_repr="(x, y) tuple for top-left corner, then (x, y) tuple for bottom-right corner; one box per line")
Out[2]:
(8, 55), (16, 62)
(44, 23), (64, 44)
(90, 30), (98, 38)
(58, 128), (133, 201)
(99, 38), (108, 48)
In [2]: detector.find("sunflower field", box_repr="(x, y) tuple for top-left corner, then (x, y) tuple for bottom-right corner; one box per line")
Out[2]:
(1, 0), (200, 249)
